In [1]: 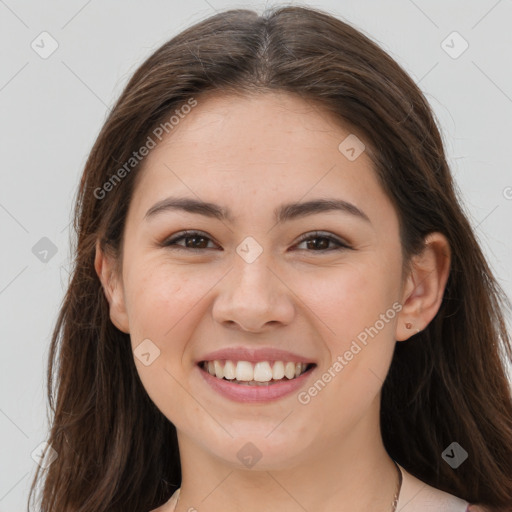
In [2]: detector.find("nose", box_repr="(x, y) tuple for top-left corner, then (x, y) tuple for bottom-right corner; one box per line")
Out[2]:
(211, 250), (295, 333)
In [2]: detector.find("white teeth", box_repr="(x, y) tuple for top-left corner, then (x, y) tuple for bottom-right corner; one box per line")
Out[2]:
(253, 361), (273, 382)
(284, 362), (296, 379)
(203, 359), (311, 382)
(223, 360), (236, 380)
(235, 361), (254, 381)
(214, 360), (224, 379)
(272, 361), (285, 380)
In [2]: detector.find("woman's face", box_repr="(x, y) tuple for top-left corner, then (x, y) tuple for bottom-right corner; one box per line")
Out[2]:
(105, 92), (408, 469)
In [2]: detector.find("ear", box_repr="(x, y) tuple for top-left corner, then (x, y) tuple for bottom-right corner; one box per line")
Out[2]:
(395, 232), (451, 341)
(94, 240), (130, 334)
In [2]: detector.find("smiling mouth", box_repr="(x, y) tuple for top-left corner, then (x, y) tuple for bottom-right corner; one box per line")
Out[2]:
(199, 360), (316, 386)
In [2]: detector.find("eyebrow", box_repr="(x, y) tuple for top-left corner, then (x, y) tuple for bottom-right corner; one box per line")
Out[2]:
(144, 196), (371, 224)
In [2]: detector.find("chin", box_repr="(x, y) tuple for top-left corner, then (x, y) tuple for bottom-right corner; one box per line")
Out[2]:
(202, 431), (313, 471)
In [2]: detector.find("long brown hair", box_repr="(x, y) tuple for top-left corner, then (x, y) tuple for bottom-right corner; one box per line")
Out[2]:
(28, 6), (512, 511)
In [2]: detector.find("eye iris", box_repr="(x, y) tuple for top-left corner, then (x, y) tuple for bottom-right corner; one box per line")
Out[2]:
(306, 237), (330, 250)
(167, 232), (343, 251)
(186, 235), (208, 248)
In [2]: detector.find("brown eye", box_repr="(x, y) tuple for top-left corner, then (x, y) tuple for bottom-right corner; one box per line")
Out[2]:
(162, 231), (218, 251)
(161, 230), (351, 253)
(294, 231), (351, 252)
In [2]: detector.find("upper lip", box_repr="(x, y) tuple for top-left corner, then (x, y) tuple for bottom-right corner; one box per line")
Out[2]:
(197, 347), (317, 364)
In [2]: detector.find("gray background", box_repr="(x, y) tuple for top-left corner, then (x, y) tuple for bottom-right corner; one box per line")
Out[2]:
(1, 0), (511, 509)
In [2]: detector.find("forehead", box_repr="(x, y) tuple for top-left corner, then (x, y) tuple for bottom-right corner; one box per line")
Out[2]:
(128, 92), (394, 227)
(150, 91), (362, 167)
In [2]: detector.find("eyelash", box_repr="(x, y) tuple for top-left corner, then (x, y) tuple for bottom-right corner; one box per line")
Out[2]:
(161, 230), (351, 253)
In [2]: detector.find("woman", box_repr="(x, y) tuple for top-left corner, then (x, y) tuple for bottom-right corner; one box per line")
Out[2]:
(28, 5), (512, 512)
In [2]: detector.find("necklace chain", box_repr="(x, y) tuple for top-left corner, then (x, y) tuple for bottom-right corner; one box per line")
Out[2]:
(391, 460), (403, 512)
(173, 461), (404, 511)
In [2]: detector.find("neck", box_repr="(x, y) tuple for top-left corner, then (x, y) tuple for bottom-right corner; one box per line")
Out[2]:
(173, 401), (400, 512)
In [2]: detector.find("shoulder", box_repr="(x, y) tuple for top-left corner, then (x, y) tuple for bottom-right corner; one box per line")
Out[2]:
(149, 488), (181, 512)
(397, 463), (470, 511)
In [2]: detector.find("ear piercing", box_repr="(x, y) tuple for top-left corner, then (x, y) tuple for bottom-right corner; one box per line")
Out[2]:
(405, 322), (421, 334)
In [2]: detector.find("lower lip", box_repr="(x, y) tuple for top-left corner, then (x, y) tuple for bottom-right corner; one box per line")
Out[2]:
(197, 364), (316, 403)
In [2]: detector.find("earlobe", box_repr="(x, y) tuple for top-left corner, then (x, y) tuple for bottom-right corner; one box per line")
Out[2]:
(94, 240), (130, 334)
(395, 233), (451, 341)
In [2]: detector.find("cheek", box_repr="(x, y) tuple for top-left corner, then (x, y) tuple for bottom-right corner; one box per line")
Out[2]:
(124, 265), (203, 425)
(297, 259), (398, 350)
(124, 262), (195, 342)
(123, 265), (192, 376)
(295, 259), (400, 416)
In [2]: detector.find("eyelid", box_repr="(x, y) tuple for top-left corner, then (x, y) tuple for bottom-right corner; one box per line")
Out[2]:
(161, 230), (219, 250)
(294, 230), (351, 250)
(161, 230), (352, 252)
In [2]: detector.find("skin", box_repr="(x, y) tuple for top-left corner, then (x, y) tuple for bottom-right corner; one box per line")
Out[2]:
(95, 91), (451, 512)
